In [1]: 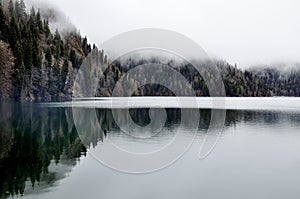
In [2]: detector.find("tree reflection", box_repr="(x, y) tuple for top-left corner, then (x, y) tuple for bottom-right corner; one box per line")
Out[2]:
(0, 103), (87, 198)
(1, 103), (299, 198)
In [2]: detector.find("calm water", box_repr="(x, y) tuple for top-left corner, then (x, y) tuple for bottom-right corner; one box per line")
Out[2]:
(1, 102), (300, 198)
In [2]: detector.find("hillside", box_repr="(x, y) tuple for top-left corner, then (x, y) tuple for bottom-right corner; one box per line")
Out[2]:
(0, 0), (105, 101)
(0, 1), (299, 101)
(250, 66), (300, 97)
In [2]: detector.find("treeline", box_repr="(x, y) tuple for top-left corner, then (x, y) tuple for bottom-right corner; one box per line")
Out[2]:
(0, 0), (106, 101)
(96, 58), (273, 97)
(251, 67), (300, 97)
(1, 1), (300, 100)
(96, 57), (300, 97)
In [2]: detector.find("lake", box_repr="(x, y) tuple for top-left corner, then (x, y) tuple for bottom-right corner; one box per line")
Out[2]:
(1, 98), (300, 199)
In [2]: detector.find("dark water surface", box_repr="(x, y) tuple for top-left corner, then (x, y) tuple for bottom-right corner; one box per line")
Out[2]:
(1, 102), (300, 199)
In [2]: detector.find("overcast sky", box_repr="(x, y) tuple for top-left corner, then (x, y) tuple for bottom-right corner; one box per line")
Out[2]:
(28, 0), (300, 68)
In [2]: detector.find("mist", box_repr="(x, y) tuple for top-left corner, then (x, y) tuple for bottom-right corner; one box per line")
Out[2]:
(26, 0), (300, 69)
(25, 0), (77, 36)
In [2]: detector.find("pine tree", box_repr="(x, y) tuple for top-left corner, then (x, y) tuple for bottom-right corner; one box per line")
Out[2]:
(8, 0), (15, 17)
(0, 41), (14, 99)
(44, 19), (51, 38)
(49, 63), (60, 100)
(82, 36), (89, 55)
(54, 29), (61, 40)
(70, 49), (77, 68)
(54, 29), (63, 58)
(9, 15), (20, 51)
(30, 6), (36, 18)
(32, 37), (40, 67)
(61, 59), (69, 91)
(29, 8), (39, 39)
(12, 41), (24, 99)
(36, 10), (43, 31)
(45, 47), (52, 66)
(19, 0), (26, 17)
(15, 0), (21, 19)
(22, 27), (33, 72)
(0, 2), (8, 40)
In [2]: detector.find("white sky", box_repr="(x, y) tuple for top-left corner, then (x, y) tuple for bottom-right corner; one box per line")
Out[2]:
(29, 0), (300, 68)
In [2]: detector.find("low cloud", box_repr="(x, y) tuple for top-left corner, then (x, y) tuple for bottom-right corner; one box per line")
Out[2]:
(25, 0), (77, 36)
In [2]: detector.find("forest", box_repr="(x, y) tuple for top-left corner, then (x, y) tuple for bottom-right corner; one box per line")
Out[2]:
(0, 0), (300, 101)
(0, 0), (106, 101)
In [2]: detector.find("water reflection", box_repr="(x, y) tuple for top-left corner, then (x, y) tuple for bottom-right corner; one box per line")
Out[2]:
(0, 103), (300, 198)
(0, 103), (87, 198)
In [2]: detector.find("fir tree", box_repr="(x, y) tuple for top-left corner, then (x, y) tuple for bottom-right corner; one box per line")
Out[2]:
(0, 2), (8, 40)
(8, 0), (15, 17)
(49, 63), (60, 100)
(29, 8), (39, 39)
(15, 0), (22, 19)
(32, 37), (40, 67)
(19, 0), (26, 17)
(44, 19), (51, 38)
(30, 6), (36, 18)
(9, 14), (20, 51)
(70, 49), (77, 68)
(54, 29), (62, 59)
(12, 41), (24, 99)
(82, 36), (90, 56)
(61, 59), (69, 91)
(45, 47), (52, 66)
(36, 10), (43, 31)
(22, 27), (33, 72)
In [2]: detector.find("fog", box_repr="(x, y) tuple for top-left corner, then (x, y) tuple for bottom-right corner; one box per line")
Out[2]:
(26, 0), (300, 68)
(25, 0), (77, 36)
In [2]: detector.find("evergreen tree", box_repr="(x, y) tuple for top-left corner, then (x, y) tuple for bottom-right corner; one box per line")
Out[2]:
(19, 0), (26, 17)
(36, 10), (43, 31)
(0, 2), (8, 40)
(15, 0), (21, 19)
(32, 37), (40, 67)
(0, 41), (14, 99)
(54, 29), (61, 41)
(70, 49), (77, 68)
(49, 63), (60, 100)
(12, 41), (24, 99)
(61, 59), (69, 91)
(44, 19), (51, 38)
(22, 27), (33, 72)
(54, 29), (62, 59)
(8, 0), (15, 17)
(29, 9), (39, 39)
(30, 6), (36, 18)
(82, 36), (89, 55)
(45, 47), (52, 66)
(9, 15), (20, 51)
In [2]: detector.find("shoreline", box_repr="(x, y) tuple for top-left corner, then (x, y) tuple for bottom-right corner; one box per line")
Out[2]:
(40, 97), (300, 112)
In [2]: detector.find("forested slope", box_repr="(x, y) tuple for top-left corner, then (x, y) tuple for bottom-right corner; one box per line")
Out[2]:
(0, 1), (299, 101)
(0, 0), (106, 101)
